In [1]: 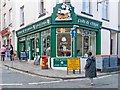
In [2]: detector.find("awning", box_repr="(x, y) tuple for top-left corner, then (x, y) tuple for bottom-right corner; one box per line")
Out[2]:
(0, 27), (10, 36)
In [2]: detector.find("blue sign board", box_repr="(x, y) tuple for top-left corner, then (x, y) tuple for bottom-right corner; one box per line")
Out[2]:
(72, 29), (77, 38)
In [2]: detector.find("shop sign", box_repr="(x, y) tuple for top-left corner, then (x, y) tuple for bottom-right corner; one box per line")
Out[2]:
(53, 58), (67, 67)
(55, 3), (72, 21)
(77, 16), (102, 29)
(17, 18), (51, 36)
(0, 27), (10, 36)
(67, 58), (80, 70)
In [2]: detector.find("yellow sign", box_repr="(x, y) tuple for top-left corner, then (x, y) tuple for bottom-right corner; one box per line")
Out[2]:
(67, 58), (80, 70)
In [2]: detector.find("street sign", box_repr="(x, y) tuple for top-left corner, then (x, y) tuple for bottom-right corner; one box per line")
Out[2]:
(67, 58), (80, 70)
(72, 29), (77, 38)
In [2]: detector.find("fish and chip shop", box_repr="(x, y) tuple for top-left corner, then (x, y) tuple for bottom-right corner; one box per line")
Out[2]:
(16, 3), (102, 72)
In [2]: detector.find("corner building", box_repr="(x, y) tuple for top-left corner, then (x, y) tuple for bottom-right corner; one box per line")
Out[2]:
(1, 0), (118, 70)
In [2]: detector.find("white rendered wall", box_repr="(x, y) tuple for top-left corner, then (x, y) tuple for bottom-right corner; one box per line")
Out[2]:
(118, 29), (120, 55)
(101, 29), (110, 55)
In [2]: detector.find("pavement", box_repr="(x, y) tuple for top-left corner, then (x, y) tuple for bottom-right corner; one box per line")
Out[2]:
(1, 60), (120, 80)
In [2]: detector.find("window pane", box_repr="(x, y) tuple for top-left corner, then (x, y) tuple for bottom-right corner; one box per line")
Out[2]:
(4, 13), (6, 27)
(83, 36), (89, 55)
(57, 28), (71, 33)
(9, 8), (12, 24)
(77, 29), (83, 56)
(65, 0), (70, 4)
(82, 0), (90, 13)
(41, 30), (50, 56)
(20, 6), (24, 25)
(56, 28), (71, 57)
(36, 33), (39, 53)
(77, 29), (96, 57)
(57, 34), (71, 57)
(102, 0), (108, 19)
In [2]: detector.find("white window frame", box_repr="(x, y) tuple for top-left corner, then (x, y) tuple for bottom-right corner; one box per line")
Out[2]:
(3, 13), (6, 28)
(9, 8), (12, 25)
(39, 0), (44, 14)
(3, 0), (6, 7)
(20, 6), (24, 26)
(82, 0), (90, 14)
(102, 0), (108, 19)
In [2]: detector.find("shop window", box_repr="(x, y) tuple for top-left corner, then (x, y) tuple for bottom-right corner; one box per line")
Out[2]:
(41, 30), (50, 56)
(77, 29), (96, 57)
(19, 37), (25, 51)
(56, 28), (71, 57)
(26, 36), (30, 51)
(36, 33), (39, 53)
(32, 40), (35, 50)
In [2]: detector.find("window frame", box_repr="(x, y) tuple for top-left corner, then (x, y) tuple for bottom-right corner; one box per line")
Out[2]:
(56, 28), (72, 57)
(3, 13), (6, 28)
(3, 0), (6, 7)
(82, 0), (91, 14)
(77, 29), (96, 57)
(41, 30), (51, 56)
(20, 5), (24, 26)
(38, 0), (46, 18)
(102, 0), (109, 20)
(64, 0), (70, 4)
(9, 8), (12, 26)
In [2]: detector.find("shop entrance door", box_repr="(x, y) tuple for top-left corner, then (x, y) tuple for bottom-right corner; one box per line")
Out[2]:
(30, 39), (35, 60)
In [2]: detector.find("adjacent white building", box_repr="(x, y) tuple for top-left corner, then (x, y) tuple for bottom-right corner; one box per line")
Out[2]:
(0, 0), (119, 56)
(118, 0), (120, 55)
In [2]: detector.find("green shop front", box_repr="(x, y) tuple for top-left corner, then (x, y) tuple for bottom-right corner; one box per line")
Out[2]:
(16, 3), (102, 71)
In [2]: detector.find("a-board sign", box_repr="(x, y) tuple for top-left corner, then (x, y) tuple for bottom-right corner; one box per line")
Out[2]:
(34, 55), (40, 65)
(67, 58), (80, 70)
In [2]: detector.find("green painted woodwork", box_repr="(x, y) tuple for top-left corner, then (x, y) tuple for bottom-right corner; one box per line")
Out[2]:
(16, 17), (51, 37)
(51, 27), (56, 57)
(17, 38), (19, 58)
(39, 32), (41, 56)
(30, 39), (32, 60)
(96, 30), (101, 54)
(51, 3), (76, 25)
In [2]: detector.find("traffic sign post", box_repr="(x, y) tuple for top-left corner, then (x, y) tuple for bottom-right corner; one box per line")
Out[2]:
(71, 29), (77, 58)
(71, 27), (77, 74)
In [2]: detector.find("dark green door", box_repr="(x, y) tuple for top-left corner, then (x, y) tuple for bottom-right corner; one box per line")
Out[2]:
(30, 39), (35, 60)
